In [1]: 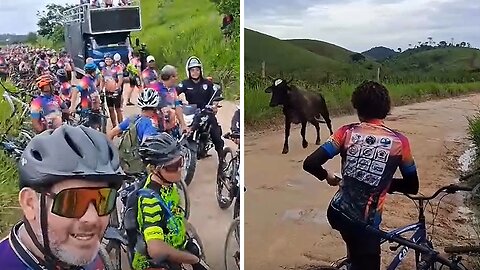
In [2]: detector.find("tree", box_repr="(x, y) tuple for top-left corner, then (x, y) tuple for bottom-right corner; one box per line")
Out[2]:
(427, 37), (433, 46)
(397, 47), (402, 53)
(36, 3), (73, 45)
(350, 53), (366, 62)
(26, 32), (38, 44)
(209, 0), (239, 39)
(408, 43), (412, 48)
(460, 41), (466, 47)
(439, 40), (447, 47)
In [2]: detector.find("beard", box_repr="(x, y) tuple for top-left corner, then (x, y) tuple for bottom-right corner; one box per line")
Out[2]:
(34, 223), (101, 266)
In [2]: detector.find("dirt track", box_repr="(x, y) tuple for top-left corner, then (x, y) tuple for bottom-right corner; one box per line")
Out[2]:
(245, 94), (480, 269)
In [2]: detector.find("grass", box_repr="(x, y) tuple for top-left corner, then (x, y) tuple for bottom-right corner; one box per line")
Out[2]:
(0, 82), (21, 236)
(134, 0), (240, 99)
(246, 81), (480, 130)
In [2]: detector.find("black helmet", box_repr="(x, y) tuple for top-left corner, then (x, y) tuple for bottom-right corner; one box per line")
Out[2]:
(138, 133), (182, 166)
(19, 125), (125, 190)
(56, 68), (67, 78)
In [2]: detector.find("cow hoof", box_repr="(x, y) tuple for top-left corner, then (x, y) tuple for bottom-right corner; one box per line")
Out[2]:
(302, 141), (308, 148)
(282, 148), (289, 154)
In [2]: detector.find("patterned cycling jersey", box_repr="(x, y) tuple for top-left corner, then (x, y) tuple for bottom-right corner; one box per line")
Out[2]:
(148, 82), (181, 109)
(30, 94), (64, 129)
(141, 67), (158, 85)
(76, 75), (98, 110)
(101, 65), (122, 83)
(0, 222), (106, 269)
(133, 175), (187, 270)
(322, 120), (416, 226)
(59, 82), (72, 101)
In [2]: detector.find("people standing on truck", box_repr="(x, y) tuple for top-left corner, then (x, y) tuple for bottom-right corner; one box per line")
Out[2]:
(100, 53), (124, 127)
(142, 55), (159, 86)
(125, 51), (142, 106)
(177, 56), (225, 161)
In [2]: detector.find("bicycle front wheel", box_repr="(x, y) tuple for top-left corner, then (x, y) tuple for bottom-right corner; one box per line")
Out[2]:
(224, 217), (240, 270)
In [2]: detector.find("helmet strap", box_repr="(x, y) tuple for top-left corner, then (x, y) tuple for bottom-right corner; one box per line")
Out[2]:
(23, 194), (61, 270)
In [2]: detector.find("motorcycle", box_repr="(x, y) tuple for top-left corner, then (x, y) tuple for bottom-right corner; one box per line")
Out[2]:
(181, 83), (224, 186)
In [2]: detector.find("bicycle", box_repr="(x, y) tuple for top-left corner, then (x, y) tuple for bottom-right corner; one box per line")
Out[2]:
(216, 132), (240, 219)
(224, 217), (240, 270)
(103, 171), (191, 269)
(314, 171), (480, 270)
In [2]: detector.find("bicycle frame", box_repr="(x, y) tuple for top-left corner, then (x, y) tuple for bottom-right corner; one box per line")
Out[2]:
(382, 222), (428, 270)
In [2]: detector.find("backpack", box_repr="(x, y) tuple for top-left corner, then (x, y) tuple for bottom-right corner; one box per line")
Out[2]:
(118, 114), (146, 175)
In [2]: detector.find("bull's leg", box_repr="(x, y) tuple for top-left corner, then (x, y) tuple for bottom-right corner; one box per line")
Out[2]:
(282, 117), (291, 154)
(320, 108), (334, 135)
(301, 121), (308, 148)
(310, 120), (321, 145)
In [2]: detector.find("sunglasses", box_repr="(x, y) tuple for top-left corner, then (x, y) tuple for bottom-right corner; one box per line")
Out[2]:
(45, 187), (118, 219)
(160, 156), (184, 172)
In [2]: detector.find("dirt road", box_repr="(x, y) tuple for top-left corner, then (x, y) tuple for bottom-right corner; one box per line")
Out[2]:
(245, 94), (480, 269)
(105, 86), (239, 269)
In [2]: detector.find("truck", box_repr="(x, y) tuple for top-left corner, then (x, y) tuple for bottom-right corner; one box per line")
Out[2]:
(63, 4), (142, 78)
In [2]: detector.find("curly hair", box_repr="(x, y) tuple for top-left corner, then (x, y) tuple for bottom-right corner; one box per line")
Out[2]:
(351, 80), (391, 120)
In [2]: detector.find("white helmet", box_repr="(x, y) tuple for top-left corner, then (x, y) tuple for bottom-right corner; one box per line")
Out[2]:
(113, 53), (121, 62)
(138, 88), (160, 108)
(185, 56), (203, 78)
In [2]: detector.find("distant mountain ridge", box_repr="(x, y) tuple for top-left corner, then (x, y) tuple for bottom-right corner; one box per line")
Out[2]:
(362, 46), (398, 61)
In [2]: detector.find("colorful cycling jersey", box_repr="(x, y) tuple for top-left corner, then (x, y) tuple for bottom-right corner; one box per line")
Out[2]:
(148, 82), (181, 109)
(36, 59), (48, 72)
(59, 82), (72, 101)
(133, 175), (186, 270)
(101, 65), (122, 83)
(30, 94), (64, 128)
(0, 222), (106, 270)
(142, 67), (158, 85)
(118, 114), (162, 143)
(76, 75), (98, 110)
(322, 120), (416, 226)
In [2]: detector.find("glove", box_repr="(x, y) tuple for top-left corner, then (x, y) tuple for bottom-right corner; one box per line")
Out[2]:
(192, 258), (210, 270)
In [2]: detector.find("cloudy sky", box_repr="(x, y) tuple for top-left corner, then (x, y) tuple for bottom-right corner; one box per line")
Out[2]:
(245, 0), (480, 52)
(0, 0), (78, 34)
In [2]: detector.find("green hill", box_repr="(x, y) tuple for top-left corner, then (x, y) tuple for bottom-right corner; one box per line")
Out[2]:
(362, 46), (398, 61)
(245, 28), (377, 83)
(134, 0), (239, 97)
(286, 39), (357, 62)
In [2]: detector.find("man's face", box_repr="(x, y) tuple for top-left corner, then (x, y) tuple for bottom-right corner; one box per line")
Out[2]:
(165, 73), (178, 86)
(105, 58), (113, 66)
(23, 179), (111, 266)
(189, 67), (201, 79)
(148, 61), (156, 68)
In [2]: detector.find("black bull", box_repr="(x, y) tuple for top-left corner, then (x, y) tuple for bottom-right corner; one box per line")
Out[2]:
(265, 79), (334, 154)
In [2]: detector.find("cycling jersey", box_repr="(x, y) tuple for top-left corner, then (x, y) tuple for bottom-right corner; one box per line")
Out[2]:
(30, 94), (64, 129)
(59, 82), (72, 101)
(148, 82), (181, 109)
(0, 222), (106, 270)
(76, 75), (98, 110)
(101, 65), (122, 83)
(133, 174), (187, 270)
(320, 120), (417, 226)
(141, 67), (158, 86)
(118, 114), (162, 143)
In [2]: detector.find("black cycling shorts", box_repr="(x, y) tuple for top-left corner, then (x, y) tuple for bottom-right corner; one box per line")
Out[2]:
(105, 91), (122, 108)
(129, 76), (140, 87)
(327, 205), (381, 270)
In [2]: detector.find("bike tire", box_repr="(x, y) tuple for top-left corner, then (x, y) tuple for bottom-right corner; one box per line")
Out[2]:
(224, 217), (240, 270)
(98, 244), (117, 270)
(216, 147), (236, 209)
(177, 179), (191, 220)
(186, 222), (205, 260)
(183, 142), (197, 186)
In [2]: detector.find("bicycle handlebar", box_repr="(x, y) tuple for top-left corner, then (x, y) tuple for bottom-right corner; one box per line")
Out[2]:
(403, 184), (473, 201)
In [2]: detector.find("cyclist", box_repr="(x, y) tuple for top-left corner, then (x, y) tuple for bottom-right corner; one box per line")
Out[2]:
(30, 75), (67, 134)
(69, 63), (102, 129)
(177, 56), (224, 161)
(107, 87), (163, 142)
(125, 51), (142, 106)
(151, 65), (187, 134)
(56, 69), (73, 109)
(35, 53), (49, 76)
(303, 80), (419, 270)
(129, 133), (209, 270)
(141, 55), (159, 86)
(113, 53), (126, 90)
(100, 52), (124, 127)
(230, 105), (240, 145)
(0, 125), (125, 269)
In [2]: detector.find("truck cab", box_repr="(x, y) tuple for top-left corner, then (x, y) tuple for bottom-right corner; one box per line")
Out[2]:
(63, 4), (142, 78)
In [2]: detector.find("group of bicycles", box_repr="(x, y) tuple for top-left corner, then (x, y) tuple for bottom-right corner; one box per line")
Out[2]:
(0, 46), (241, 270)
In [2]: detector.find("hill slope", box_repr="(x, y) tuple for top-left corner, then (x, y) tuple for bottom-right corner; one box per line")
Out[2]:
(286, 39), (356, 62)
(362, 46), (398, 61)
(245, 28), (377, 82)
(134, 0), (239, 96)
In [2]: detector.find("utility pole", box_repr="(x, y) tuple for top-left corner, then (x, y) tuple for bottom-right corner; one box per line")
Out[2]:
(377, 67), (380, 82)
(261, 61), (265, 78)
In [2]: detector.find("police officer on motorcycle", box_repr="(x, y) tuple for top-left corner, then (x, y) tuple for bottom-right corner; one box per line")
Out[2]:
(177, 56), (224, 162)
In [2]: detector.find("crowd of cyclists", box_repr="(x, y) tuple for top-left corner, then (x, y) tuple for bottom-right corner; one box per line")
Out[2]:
(0, 44), (241, 270)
